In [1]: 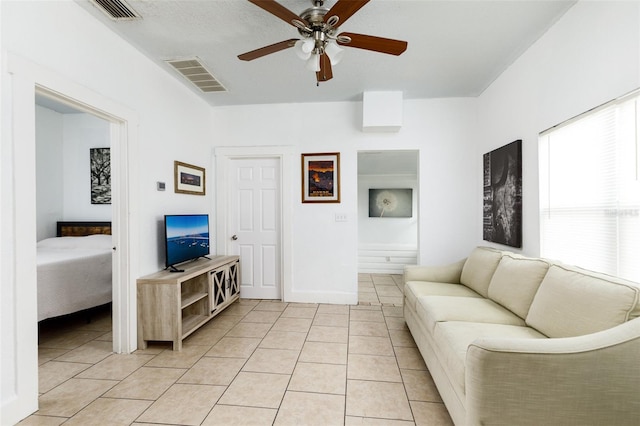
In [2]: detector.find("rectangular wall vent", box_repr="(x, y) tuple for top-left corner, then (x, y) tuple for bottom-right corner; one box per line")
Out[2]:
(166, 58), (227, 93)
(90, 0), (140, 20)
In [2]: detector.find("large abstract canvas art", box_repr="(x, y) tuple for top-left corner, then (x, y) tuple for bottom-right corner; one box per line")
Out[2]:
(483, 140), (522, 247)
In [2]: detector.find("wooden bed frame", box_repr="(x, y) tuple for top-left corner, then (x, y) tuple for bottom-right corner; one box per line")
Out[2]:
(56, 221), (112, 237)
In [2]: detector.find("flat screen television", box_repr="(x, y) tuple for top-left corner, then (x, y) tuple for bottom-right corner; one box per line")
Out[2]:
(164, 214), (210, 272)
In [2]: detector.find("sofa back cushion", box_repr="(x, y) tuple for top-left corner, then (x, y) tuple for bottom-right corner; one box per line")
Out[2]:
(460, 247), (503, 298)
(526, 264), (640, 337)
(488, 254), (550, 319)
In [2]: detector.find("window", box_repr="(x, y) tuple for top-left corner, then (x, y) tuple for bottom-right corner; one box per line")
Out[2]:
(539, 90), (640, 282)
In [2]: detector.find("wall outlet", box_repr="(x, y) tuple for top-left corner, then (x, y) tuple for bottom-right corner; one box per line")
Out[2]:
(157, 181), (166, 191)
(335, 213), (348, 222)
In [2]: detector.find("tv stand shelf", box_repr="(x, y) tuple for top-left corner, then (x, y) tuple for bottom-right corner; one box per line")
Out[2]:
(137, 255), (240, 351)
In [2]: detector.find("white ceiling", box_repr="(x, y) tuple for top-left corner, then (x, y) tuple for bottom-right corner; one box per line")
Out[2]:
(75, 0), (575, 107)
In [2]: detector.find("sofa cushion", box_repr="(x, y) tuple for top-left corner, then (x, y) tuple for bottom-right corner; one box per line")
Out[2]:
(416, 296), (526, 334)
(460, 247), (503, 298)
(526, 264), (640, 338)
(404, 281), (481, 312)
(432, 321), (546, 399)
(488, 254), (550, 319)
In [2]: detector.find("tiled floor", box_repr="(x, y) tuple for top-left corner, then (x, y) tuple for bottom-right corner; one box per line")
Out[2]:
(22, 274), (453, 426)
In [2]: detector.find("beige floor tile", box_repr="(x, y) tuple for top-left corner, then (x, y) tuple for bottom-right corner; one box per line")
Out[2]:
(345, 416), (414, 425)
(372, 276), (395, 285)
(274, 391), (345, 426)
(348, 335), (394, 356)
(379, 296), (404, 305)
(204, 336), (261, 358)
(136, 383), (225, 425)
(178, 356), (245, 385)
(313, 313), (350, 327)
(271, 317), (313, 333)
(358, 293), (381, 303)
(346, 380), (412, 421)
(253, 300), (289, 312)
(376, 286), (403, 297)
(38, 348), (69, 366)
(217, 372), (289, 408)
(243, 348), (299, 374)
(281, 306), (317, 318)
(37, 378), (118, 417)
(259, 330), (307, 350)
(389, 329), (417, 347)
(347, 354), (401, 382)
(56, 340), (113, 364)
(385, 316), (408, 331)
(202, 405), (277, 426)
(288, 362), (346, 395)
(299, 341), (348, 365)
(288, 303), (319, 309)
(401, 369), (442, 402)
(350, 310), (384, 322)
(409, 401), (453, 426)
(349, 321), (389, 338)
(307, 325), (349, 343)
(38, 330), (106, 350)
(17, 415), (68, 426)
(38, 361), (91, 394)
(76, 353), (154, 380)
(208, 313), (243, 331)
(317, 304), (350, 315)
(382, 306), (404, 317)
(104, 366), (186, 400)
(394, 346), (427, 370)
(144, 344), (209, 369)
(359, 286), (377, 294)
(63, 397), (152, 426)
(219, 302), (257, 316)
(226, 321), (273, 338)
(183, 324), (228, 346)
(351, 305), (382, 311)
(94, 331), (112, 342)
(242, 310), (282, 324)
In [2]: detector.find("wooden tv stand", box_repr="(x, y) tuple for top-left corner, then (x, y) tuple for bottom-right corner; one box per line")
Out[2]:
(136, 255), (240, 351)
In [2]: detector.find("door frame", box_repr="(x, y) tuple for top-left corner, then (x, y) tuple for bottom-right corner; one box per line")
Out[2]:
(2, 53), (139, 424)
(214, 146), (294, 301)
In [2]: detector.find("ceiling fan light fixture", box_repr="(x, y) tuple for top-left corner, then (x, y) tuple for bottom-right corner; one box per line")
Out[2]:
(294, 39), (313, 60)
(324, 40), (344, 65)
(305, 53), (321, 72)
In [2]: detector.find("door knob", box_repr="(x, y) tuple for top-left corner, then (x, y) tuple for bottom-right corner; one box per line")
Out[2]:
(231, 235), (238, 241)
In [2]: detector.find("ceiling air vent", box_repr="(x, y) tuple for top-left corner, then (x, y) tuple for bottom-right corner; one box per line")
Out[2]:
(166, 58), (227, 93)
(90, 0), (140, 20)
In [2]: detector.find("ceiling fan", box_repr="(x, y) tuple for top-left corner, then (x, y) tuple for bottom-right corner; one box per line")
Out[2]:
(238, 0), (408, 83)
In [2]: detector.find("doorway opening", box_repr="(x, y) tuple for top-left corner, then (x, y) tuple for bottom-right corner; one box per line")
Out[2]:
(357, 150), (419, 275)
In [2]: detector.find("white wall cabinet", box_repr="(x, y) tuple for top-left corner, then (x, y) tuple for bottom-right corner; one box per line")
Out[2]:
(137, 255), (240, 351)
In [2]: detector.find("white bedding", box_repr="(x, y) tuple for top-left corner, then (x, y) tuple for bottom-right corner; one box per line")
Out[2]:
(37, 234), (112, 321)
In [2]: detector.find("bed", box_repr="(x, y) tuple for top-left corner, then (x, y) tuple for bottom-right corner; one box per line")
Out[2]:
(37, 221), (113, 321)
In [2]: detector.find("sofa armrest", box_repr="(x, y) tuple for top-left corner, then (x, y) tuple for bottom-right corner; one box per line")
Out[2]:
(404, 258), (466, 283)
(465, 318), (640, 425)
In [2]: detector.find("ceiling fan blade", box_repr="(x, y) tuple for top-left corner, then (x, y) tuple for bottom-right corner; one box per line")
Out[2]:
(238, 39), (298, 61)
(316, 54), (333, 82)
(247, 0), (305, 27)
(325, 0), (370, 29)
(337, 32), (408, 56)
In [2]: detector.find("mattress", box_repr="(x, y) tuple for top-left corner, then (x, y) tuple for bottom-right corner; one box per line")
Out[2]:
(37, 234), (113, 321)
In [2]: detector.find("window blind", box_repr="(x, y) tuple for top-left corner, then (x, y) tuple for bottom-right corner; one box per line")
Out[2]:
(539, 92), (640, 282)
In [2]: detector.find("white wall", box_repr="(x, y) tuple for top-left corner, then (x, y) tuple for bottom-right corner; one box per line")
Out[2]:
(1, 1), (214, 423)
(211, 98), (479, 302)
(477, 1), (640, 256)
(62, 113), (111, 221)
(35, 106), (64, 241)
(35, 109), (112, 241)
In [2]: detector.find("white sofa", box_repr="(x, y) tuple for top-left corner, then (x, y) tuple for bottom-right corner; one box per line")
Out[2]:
(403, 246), (640, 425)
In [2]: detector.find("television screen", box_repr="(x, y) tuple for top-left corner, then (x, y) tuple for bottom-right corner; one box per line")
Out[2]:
(164, 214), (210, 269)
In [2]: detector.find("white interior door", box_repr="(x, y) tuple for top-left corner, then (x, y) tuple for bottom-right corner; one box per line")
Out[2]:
(228, 157), (281, 299)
